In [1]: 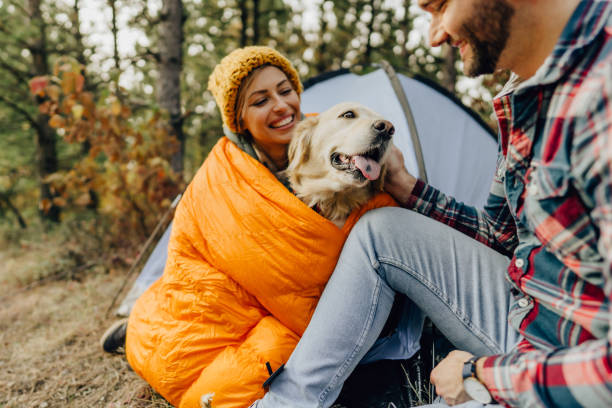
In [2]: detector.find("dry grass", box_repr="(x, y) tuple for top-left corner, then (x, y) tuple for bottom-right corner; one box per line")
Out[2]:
(0, 262), (170, 408)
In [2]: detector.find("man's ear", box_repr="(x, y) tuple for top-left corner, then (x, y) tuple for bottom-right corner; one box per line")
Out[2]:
(287, 115), (319, 170)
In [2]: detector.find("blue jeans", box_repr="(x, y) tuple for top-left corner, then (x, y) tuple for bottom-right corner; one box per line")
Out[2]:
(254, 208), (520, 408)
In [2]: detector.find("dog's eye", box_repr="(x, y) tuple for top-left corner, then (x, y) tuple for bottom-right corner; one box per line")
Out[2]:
(340, 111), (355, 119)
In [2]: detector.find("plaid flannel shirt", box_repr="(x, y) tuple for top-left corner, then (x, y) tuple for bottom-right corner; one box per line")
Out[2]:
(407, 1), (612, 406)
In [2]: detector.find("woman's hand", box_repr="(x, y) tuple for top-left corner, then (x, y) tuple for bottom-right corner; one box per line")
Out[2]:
(430, 350), (473, 405)
(384, 144), (417, 206)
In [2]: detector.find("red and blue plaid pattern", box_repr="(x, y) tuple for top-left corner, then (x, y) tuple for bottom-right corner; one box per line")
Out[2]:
(408, 1), (611, 406)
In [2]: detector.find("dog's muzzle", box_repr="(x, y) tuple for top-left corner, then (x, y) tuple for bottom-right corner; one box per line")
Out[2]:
(330, 119), (394, 181)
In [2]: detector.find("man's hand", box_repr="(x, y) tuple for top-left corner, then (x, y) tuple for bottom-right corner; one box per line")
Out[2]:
(430, 350), (474, 405)
(384, 144), (417, 206)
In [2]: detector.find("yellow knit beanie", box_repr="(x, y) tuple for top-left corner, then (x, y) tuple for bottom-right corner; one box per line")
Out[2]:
(208, 46), (303, 133)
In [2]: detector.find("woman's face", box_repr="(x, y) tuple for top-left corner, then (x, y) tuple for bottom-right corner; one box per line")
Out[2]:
(240, 66), (301, 155)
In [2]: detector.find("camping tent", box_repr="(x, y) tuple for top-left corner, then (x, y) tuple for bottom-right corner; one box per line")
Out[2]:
(114, 63), (498, 317)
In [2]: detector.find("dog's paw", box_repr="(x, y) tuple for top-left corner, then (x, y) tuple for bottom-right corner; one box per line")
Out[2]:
(200, 392), (215, 408)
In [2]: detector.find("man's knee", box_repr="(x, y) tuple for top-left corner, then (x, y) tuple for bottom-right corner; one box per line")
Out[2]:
(352, 207), (432, 241)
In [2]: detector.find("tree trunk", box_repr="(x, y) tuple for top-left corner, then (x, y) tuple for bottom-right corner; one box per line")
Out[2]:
(28, 0), (60, 222)
(252, 0), (260, 44)
(109, 0), (121, 71)
(159, 0), (185, 174)
(239, 0), (249, 47)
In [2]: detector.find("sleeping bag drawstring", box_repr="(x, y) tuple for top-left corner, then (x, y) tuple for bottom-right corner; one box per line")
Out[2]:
(263, 362), (285, 389)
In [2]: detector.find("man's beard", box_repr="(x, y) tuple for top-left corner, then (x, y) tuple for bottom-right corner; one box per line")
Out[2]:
(461, 0), (515, 77)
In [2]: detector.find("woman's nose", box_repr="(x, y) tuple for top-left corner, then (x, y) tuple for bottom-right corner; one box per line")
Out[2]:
(272, 96), (289, 112)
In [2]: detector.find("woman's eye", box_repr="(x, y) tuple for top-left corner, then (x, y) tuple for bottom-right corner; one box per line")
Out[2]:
(280, 88), (292, 95)
(341, 111), (355, 119)
(252, 98), (267, 106)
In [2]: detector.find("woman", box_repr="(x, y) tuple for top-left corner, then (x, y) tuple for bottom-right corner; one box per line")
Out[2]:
(125, 46), (398, 408)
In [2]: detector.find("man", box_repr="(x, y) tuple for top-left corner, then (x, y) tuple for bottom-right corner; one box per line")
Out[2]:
(253, 0), (611, 407)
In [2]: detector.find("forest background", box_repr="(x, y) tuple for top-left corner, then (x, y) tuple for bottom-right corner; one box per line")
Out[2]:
(0, 0), (507, 407)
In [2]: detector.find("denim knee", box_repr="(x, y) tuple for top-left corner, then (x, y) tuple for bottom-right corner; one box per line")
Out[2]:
(344, 207), (406, 279)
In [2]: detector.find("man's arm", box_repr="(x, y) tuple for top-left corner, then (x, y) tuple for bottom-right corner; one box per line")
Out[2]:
(384, 144), (517, 256)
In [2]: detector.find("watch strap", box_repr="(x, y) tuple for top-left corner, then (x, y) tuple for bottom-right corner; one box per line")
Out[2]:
(462, 356), (479, 380)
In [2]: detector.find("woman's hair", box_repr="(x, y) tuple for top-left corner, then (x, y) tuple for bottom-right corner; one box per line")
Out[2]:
(207, 46), (302, 133)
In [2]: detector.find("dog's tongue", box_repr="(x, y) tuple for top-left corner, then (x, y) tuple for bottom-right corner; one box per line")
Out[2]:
(351, 155), (381, 180)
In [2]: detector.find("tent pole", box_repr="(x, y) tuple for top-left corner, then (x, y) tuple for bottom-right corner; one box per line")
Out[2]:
(379, 60), (428, 183)
(105, 193), (182, 317)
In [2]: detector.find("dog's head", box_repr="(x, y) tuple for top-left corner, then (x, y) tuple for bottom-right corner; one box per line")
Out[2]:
(284, 102), (394, 222)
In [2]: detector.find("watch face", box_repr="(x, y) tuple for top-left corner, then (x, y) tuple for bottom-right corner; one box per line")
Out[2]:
(463, 377), (493, 404)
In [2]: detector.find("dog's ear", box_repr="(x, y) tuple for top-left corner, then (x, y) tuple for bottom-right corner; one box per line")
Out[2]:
(287, 115), (319, 170)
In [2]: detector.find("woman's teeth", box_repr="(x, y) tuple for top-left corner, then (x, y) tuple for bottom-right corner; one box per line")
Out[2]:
(271, 115), (293, 128)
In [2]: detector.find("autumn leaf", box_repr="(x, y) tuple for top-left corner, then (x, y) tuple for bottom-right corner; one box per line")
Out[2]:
(49, 114), (66, 128)
(74, 193), (92, 206)
(61, 72), (76, 94)
(110, 98), (121, 116)
(39, 198), (52, 212)
(47, 85), (62, 101)
(80, 92), (95, 115)
(38, 100), (52, 114)
(43, 173), (65, 184)
(52, 196), (67, 207)
(29, 76), (48, 96)
(75, 73), (85, 93)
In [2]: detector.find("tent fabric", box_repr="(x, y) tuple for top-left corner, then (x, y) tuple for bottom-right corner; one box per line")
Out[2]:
(116, 224), (173, 316)
(117, 66), (498, 318)
(125, 136), (397, 408)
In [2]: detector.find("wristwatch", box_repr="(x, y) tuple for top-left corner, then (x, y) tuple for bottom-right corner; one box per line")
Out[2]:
(462, 356), (493, 404)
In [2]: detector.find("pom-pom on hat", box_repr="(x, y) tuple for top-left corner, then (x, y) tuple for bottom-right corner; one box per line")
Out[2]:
(208, 46), (303, 133)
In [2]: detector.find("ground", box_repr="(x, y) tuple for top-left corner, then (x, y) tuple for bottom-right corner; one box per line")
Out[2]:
(0, 262), (171, 408)
(0, 243), (440, 408)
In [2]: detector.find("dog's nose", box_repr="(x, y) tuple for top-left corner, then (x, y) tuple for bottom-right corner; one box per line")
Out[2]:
(372, 120), (395, 140)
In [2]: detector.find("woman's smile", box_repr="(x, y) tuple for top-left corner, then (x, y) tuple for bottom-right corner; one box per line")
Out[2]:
(270, 114), (295, 129)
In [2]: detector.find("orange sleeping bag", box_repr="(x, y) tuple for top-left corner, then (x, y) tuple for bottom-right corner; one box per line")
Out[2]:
(126, 137), (396, 407)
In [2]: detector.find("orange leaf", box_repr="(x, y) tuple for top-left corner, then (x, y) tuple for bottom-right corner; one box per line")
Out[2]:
(38, 101), (51, 114)
(74, 193), (92, 206)
(29, 76), (48, 96)
(39, 198), (52, 212)
(49, 114), (66, 128)
(75, 73), (85, 93)
(52, 196), (67, 207)
(61, 72), (76, 94)
(111, 98), (121, 116)
(47, 85), (62, 101)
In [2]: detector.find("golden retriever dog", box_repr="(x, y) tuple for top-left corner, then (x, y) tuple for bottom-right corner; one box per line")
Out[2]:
(284, 102), (395, 228)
